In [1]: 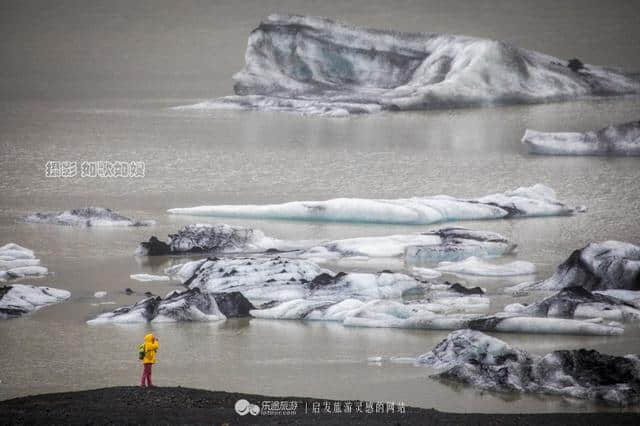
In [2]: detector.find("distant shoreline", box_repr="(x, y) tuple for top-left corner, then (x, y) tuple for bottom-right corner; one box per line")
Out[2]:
(0, 386), (637, 425)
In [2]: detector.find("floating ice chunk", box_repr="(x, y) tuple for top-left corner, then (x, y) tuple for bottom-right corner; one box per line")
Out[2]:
(435, 257), (536, 276)
(87, 289), (254, 324)
(0, 284), (70, 319)
(181, 15), (640, 115)
(0, 244), (49, 282)
(412, 267), (442, 280)
(23, 207), (155, 227)
(168, 184), (574, 225)
(523, 120), (640, 156)
(508, 240), (640, 292)
(0, 266), (48, 280)
(250, 299), (334, 320)
(417, 330), (640, 405)
(0, 259), (41, 269)
(177, 256), (423, 303)
(94, 291), (107, 298)
(594, 290), (640, 309)
(136, 223), (315, 256)
(130, 274), (171, 282)
(504, 287), (640, 321)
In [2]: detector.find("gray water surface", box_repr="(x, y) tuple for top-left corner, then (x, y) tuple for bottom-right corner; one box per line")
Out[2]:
(1, 0), (640, 413)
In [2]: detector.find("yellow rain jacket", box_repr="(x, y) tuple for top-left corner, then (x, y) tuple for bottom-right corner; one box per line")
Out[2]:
(142, 333), (159, 364)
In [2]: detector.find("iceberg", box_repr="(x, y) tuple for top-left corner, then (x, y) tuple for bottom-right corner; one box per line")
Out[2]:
(0, 243), (48, 282)
(172, 256), (424, 303)
(0, 284), (70, 319)
(136, 223), (313, 256)
(435, 256), (536, 276)
(507, 240), (640, 292)
(504, 287), (640, 321)
(417, 330), (640, 405)
(523, 120), (640, 156)
(129, 274), (171, 282)
(87, 288), (254, 324)
(168, 184), (576, 225)
(179, 15), (640, 116)
(23, 207), (155, 227)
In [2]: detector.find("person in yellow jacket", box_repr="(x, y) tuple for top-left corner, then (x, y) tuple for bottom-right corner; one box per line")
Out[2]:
(140, 333), (159, 387)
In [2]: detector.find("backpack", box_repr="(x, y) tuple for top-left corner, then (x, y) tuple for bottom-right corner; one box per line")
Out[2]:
(138, 343), (146, 360)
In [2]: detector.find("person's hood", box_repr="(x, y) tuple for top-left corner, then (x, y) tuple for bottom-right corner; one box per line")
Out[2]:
(144, 333), (154, 343)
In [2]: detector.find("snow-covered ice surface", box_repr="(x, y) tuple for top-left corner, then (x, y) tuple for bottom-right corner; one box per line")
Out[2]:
(23, 207), (154, 227)
(435, 257), (536, 276)
(504, 287), (640, 321)
(136, 223), (314, 256)
(168, 184), (576, 225)
(87, 288), (254, 324)
(508, 240), (640, 292)
(129, 274), (171, 282)
(0, 243), (48, 282)
(0, 284), (70, 319)
(178, 15), (640, 116)
(417, 330), (640, 405)
(523, 119), (640, 156)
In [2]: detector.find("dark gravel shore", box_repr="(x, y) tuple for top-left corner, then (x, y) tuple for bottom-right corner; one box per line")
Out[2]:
(0, 386), (637, 425)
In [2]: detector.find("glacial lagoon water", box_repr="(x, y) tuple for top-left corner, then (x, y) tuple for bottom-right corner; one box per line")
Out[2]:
(1, 0), (640, 413)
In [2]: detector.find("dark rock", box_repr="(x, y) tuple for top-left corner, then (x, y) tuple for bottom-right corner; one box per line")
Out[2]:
(567, 58), (584, 72)
(449, 283), (484, 295)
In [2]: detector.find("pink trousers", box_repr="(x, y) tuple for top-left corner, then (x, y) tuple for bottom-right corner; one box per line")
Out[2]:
(140, 363), (152, 387)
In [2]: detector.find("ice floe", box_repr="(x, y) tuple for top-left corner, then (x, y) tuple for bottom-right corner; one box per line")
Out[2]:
(87, 288), (254, 324)
(0, 243), (48, 281)
(523, 119), (640, 156)
(168, 184), (575, 225)
(171, 257), (424, 303)
(179, 15), (640, 116)
(508, 240), (640, 292)
(23, 207), (154, 227)
(435, 257), (536, 276)
(130, 274), (171, 282)
(136, 223), (315, 256)
(0, 284), (70, 318)
(94, 291), (107, 298)
(417, 330), (640, 405)
(504, 287), (640, 321)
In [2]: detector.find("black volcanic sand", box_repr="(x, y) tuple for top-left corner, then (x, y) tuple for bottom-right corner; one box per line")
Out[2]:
(0, 386), (638, 425)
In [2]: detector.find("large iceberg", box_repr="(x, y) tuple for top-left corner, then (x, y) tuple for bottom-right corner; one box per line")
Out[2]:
(168, 184), (576, 225)
(0, 284), (70, 319)
(418, 330), (640, 405)
(508, 241), (640, 292)
(170, 257), (424, 303)
(179, 15), (640, 116)
(23, 207), (154, 227)
(523, 120), (640, 156)
(435, 256), (536, 276)
(87, 288), (254, 324)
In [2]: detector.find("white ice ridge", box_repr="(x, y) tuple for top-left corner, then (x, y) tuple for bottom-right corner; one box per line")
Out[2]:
(177, 14), (640, 116)
(23, 207), (155, 227)
(130, 274), (171, 282)
(435, 257), (536, 276)
(168, 184), (575, 225)
(250, 298), (621, 336)
(0, 243), (48, 282)
(523, 120), (640, 156)
(417, 330), (640, 405)
(0, 284), (70, 318)
(507, 240), (640, 293)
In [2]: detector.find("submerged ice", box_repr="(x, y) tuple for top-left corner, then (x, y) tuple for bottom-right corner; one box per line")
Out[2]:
(168, 184), (576, 225)
(418, 330), (640, 405)
(23, 207), (154, 227)
(180, 14), (640, 115)
(523, 120), (640, 156)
